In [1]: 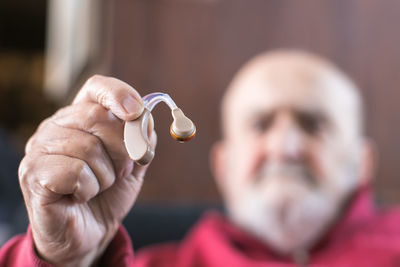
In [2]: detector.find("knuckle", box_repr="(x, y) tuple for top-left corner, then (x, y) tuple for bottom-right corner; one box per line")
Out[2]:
(55, 139), (73, 155)
(70, 158), (87, 176)
(96, 89), (110, 108)
(86, 75), (111, 106)
(18, 156), (34, 187)
(118, 159), (134, 179)
(67, 159), (90, 185)
(86, 74), (103, 87)
(25, 118), (53, 153)
(82, 135), (103, 158)
(87, 104), (108, 121)
(52, 105), (70, 118)
(84, 104), (108, 128)
(25, 135), (37, 154)
(102, 176), (114, 190)
(37, 117), (52, 131)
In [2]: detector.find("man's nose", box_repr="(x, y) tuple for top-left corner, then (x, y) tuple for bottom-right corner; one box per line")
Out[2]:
(264, 115), (307, 163)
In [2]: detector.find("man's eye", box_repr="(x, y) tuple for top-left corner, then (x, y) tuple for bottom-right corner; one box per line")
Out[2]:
(252, 116), (273, 133)
(296, 113), (322, 134)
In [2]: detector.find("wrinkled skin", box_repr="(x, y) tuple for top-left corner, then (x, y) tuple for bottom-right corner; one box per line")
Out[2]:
(18, 75), (156, 266)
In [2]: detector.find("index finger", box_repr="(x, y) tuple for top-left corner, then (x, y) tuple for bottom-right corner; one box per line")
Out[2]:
(73, 75), (144, 121)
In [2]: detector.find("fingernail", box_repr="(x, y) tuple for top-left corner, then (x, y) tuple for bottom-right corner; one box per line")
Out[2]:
(123, 95), (144, 116)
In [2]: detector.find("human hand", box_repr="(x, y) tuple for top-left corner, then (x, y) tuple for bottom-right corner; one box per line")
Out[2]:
(18, 75), (156, 266)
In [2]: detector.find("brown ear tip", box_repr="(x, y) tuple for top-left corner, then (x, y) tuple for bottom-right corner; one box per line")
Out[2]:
(170, 125), (196, 142)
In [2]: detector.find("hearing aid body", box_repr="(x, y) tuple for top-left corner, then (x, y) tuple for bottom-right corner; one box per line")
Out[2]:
(124, 93), (196, 165)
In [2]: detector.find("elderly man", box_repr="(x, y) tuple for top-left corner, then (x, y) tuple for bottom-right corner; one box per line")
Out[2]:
(1, 50), (400, 266)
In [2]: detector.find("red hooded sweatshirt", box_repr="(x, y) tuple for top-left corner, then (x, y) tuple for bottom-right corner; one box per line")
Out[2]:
(1, 188), (400, 267)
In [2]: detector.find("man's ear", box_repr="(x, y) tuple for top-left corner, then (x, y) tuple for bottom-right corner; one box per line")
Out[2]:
(358, 137), (378, 187)
(210, 140), (227, 193)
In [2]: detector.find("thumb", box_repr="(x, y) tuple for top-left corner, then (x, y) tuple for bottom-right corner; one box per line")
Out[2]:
(73, 75), (144, 121)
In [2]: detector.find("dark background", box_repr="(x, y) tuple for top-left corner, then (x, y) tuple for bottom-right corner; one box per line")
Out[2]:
(1, 1), (400, 229)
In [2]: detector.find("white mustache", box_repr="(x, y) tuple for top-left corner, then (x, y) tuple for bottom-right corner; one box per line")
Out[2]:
(255, 162), (316, 186)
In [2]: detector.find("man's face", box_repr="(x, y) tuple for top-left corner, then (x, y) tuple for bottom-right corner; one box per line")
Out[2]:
(216, 56), (364, 254)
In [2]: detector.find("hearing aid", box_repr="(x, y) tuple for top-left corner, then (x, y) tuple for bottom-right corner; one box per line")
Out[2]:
(124, 92), (196, 165)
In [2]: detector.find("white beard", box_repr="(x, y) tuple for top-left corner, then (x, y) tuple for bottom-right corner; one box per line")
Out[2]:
(227, 162), (356, 255)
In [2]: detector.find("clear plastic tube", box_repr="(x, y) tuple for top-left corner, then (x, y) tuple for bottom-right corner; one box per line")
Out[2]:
(142, 92), (177, 112)
(141, 92), (196, 142)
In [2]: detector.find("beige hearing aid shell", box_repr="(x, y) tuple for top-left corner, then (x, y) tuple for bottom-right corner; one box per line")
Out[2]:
(124, 109), (154, 165)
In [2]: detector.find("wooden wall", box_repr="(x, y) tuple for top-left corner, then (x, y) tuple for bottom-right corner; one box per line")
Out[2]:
(107, 0), (400, 204)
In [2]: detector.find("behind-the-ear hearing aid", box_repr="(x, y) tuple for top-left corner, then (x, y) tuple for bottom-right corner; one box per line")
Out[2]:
(124, 92), (196, 165)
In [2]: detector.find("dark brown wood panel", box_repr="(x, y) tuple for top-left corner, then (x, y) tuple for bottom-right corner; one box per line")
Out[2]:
(108, 0), (400, 204)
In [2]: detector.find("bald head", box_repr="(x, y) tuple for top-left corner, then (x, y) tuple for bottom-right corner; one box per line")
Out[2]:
(221, 50), (363, 141)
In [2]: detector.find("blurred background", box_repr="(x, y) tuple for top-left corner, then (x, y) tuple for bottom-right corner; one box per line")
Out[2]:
(1, 0), (400, 247)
